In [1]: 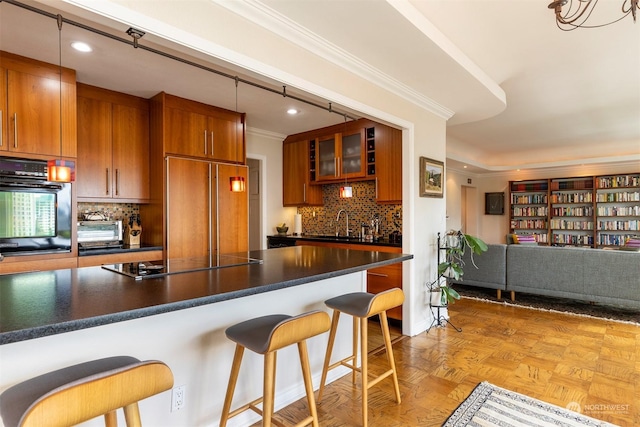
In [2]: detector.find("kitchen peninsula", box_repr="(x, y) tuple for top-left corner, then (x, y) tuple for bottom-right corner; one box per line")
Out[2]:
(0, 246), (412, 426)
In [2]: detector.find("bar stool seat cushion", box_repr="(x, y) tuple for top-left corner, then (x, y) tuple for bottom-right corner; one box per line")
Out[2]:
(225, 314), (292, 354)
(324, 292), (377, 317)
(1, 356), (146, 427)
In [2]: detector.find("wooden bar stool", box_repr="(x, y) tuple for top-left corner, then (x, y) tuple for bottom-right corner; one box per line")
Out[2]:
(220, 310), (331, 427)
(0, 355), (174, 427)
(317, 288), (404, 427)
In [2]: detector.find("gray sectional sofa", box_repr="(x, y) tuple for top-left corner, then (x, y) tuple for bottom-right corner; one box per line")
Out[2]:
(450, 243), (640, 310)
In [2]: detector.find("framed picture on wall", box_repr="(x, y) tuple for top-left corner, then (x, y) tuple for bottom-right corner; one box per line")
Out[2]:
(419, 157), (444, 198)
(485, 192), (504, 215)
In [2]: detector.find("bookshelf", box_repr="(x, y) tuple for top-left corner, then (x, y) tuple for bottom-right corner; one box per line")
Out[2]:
(595, 174), (640, 247)
(509, 179), (549, 244)
(509, 173), (640, 248)
(549, 177), (594, 247)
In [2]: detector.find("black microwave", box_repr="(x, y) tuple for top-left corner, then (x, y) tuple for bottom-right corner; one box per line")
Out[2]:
(0, 158), (72, 257)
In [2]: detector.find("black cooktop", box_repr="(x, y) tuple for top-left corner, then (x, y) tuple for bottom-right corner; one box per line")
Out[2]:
(102, 254), (263, 280)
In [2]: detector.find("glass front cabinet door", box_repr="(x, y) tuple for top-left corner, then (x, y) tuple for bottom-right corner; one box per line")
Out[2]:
(315, 129), (365, 182)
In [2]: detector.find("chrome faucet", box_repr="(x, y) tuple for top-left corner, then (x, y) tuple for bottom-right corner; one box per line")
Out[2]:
(336, 209), (349, 237)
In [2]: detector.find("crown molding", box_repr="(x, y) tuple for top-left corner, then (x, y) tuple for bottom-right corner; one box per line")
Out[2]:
(247, 127), (286, 141)
(211, 0), (454, 120)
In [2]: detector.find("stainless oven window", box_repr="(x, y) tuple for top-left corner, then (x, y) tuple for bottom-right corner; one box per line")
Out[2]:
(0, 190), (57, 238)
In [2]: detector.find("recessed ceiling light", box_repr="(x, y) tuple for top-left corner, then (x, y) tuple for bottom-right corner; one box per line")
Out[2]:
(287, 108), (298, 115)
(71, 41), (92, 53)
(463, 165), (467, 168)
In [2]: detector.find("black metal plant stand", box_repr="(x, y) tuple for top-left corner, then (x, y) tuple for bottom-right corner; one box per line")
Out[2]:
(427, 232), (462, 333)
(428, 303), (462, 332)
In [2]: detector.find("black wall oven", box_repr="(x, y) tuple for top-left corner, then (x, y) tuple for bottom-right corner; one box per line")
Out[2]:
(0, 158), (72, 256)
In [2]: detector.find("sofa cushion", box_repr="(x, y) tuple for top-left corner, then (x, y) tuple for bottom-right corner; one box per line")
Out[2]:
(507, 245), (639, 309)
(450, 244), (507, 290)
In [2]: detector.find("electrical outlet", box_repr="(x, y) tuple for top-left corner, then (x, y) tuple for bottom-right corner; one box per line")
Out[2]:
(171, 385), (186, 412)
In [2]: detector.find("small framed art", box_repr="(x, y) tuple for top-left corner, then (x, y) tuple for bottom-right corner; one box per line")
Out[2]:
(485, 192), (504, 215)
(419, 157), (444, 198)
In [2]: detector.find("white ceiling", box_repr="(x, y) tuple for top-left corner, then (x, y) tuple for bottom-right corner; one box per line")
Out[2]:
(1, 0), (638, 174)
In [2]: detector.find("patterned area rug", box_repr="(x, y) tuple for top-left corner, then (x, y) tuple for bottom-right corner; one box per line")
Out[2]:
(443, 381), (618, 426)
(455, 284), (640, 324)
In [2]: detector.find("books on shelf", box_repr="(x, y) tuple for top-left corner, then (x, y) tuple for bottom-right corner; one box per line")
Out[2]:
(596, 175), (640, 188)
(510, 181), (548, 192)
(509, 173), (640, 248)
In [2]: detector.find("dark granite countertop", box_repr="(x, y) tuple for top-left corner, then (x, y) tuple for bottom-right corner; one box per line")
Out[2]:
(0, 246), (412, 345)
(267, 234), (402, 248)
(77, 245), (162, 257)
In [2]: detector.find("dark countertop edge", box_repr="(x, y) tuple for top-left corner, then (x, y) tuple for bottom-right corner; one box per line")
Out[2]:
(0, 254), (412, 345)
(78, 246), (163, 257)
(268, 235), (402, 248)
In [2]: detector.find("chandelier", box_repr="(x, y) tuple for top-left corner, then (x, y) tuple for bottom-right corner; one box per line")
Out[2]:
(548, 0), (639, 30)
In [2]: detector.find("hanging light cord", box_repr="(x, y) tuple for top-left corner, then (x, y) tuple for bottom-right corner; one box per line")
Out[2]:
(57, 13), (63, 161)
(3, 0), (358, 122)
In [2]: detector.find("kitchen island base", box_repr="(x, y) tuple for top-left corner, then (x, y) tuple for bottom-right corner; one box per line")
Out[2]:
(0, 273), (363, 427)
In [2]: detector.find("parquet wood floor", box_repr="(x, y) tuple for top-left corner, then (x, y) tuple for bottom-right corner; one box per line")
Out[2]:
(265, 297), (639, 426)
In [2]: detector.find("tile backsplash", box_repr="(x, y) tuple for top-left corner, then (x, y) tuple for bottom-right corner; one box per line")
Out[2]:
(297, 181), (402, 238)
(78, 202), (139, 222)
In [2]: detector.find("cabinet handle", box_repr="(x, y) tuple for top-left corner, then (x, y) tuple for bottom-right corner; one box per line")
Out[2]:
(106, 168), (110, 195)
(115, 169), (120, 196)
(210, 131), (214, 157)
(204, 130), (208, 155)
(13, 113), (17, 148)
(303, 183), (306, 203)
(368, 272), (388, 278)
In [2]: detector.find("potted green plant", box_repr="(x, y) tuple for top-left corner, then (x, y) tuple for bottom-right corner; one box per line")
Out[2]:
(429, 230), (488, 306)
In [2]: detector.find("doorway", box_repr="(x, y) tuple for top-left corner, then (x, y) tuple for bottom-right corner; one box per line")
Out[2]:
(461, 185), (478, 235)
(247, 158), (262, 250)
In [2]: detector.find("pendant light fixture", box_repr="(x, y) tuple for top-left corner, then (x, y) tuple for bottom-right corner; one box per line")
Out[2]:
(339, 114), (352, 198)
(47, 14), (73, 183)
(548, 0), (638, 30)
(229, 77), (246, 192)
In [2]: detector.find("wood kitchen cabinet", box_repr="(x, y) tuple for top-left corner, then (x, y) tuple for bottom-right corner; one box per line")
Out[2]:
(0, 65), (6, 151)
(156, 92), (245, 163)
(372, 124), (402, 203)
(164, 157), (248, 262)
(282, 118), (402, 205)
(76, 84), (150, 202)
(0, 51), (76, 158)
(294, 239), (403, 320)
(142, 93), (248, 260)
(315, 128), (365, 182)
(283, 139), (323, 206)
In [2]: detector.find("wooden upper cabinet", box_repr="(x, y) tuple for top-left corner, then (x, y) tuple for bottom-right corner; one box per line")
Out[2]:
(283, 118), (402, 205)
(165, 107), (208, 158)
(315, 128), (365, 182)
(373, 124), (402, 203)
(76, 84), (150, 202)
(209, 110), (245, 163)
(283, 139), (322, 206)
(1, 51), (76, 158)
(158, 93), (245, 163)
(112, 103), (150, 200)
(0, 66), (6, 151)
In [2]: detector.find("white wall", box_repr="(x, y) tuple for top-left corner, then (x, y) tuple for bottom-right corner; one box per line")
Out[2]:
(447, 161), (640, 244)
(246, 128), (296, 249)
